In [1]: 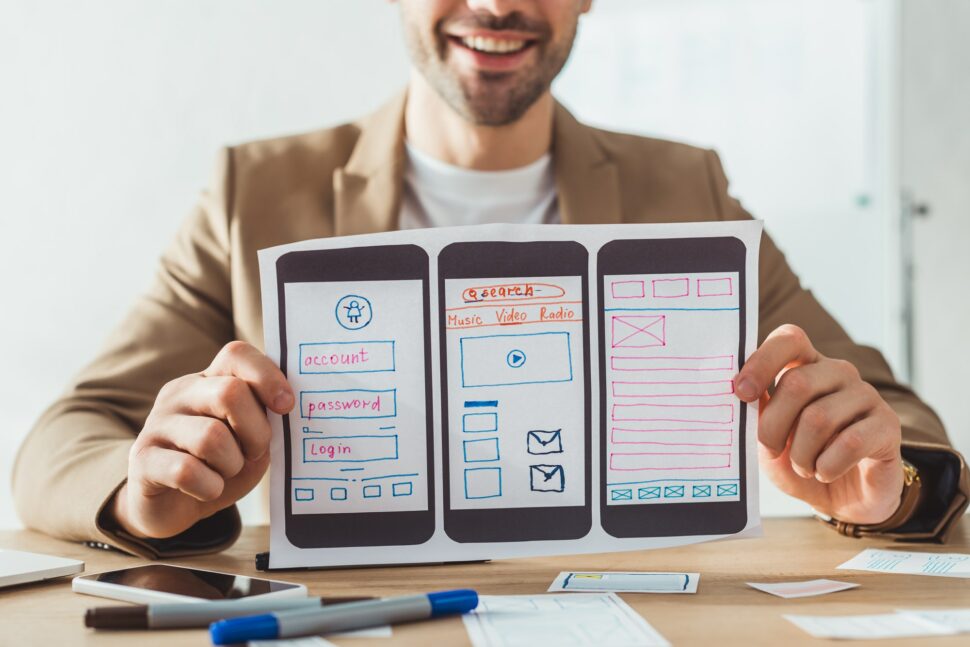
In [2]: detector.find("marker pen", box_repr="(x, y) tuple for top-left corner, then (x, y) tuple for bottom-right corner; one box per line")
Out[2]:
(210, 589), (478, 644)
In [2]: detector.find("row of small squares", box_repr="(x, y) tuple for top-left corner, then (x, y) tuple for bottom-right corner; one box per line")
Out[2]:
(293, 481), (414, 502)
(610, 482), (739, 501)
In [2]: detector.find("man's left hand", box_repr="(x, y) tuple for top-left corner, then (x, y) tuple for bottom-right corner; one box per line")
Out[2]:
(735, 324), (904, 524)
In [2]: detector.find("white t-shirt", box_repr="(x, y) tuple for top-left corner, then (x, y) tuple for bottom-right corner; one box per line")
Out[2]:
(399, 142), (560, 230)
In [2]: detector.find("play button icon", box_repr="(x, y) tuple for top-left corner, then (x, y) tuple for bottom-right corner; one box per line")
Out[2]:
(506, 349), (527, 368)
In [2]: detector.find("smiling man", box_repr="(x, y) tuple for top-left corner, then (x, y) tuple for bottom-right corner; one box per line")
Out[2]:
(13, 0), (968, 557)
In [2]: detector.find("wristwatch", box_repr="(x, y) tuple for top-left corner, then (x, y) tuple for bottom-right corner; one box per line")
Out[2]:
(821, 459), (922, 538)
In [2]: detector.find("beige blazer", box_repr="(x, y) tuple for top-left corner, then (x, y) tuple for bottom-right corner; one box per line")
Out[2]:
(13, 92), (968, 558)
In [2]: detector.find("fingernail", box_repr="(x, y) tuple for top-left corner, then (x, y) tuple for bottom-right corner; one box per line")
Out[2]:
(735, 377), (756, 400)
(273, 390), (293, 411)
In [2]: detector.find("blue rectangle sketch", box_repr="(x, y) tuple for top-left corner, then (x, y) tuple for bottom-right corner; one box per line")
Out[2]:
(330, 487), (347, 501)
(392, 481), (413, 497)
(638, 486), (661, 500)
(530, 464), (565, 493)
(464, 467), (502, 499)
(611, 489), (633, 501)
(459, 332), (573, 388)
(362, 485), (381, 498)
(693, 485), (712, 498)
(299, 340), (395, 374)
(664, 485), (685, 498)
(462, 412), (498, 433)
(463, 437), (500, 463)
(300, 389), (397, 420)
(717, 483), (739, 497)
(303, 435), (399, 463)
(294, 488), (315, 501)
(526, 429), (563, 455)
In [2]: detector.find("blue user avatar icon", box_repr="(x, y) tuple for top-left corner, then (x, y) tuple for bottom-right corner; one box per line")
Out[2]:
(506, 349), (526, 368)
(335, 294), (373, 330)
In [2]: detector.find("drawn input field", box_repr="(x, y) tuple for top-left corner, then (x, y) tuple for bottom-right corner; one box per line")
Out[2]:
(611, 380), (735, 398)
(460, 331), (572, 388)
(611, 427), (733, 446)
(611, 280), (645, 299)
(611, 403), (734, 424)
(463, 412), (498, 433)
(609, 452), (732, 471)
(610, 355), (735, 372)
(303, 435), (399, 463)
(652, 278), (689, 298)
(301, 389), (397, 419)
(697, 277), (733, 297)
(299, 340), (395, 374)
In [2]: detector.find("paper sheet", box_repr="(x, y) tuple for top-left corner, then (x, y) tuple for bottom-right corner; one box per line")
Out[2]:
(897, 609), (970, 633)
(784, 613), (957, 640)
(260, 222), (762, 568)
(549, 571), (698, 594)
(462, 593), (670, 647)
(837, 548), (970, 578)
(746, 579), (857, 599)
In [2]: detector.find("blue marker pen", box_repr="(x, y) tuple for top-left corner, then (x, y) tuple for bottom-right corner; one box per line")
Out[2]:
(209, 589), (478, 644)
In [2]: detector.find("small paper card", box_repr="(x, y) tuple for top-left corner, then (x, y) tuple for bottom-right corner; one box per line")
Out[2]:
(746, 579), (858, 599)
(837, 548), (970, 578)
(784, 613), (956, 640)
(549, 571), (699, 594)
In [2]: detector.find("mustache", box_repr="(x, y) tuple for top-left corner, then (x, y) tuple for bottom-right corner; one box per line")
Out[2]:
(441, 12), (551, 38)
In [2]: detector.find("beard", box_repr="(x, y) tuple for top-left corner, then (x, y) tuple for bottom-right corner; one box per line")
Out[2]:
(402, 10), (579, 126)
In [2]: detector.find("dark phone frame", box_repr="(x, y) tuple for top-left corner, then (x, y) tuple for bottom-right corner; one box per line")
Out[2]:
(276, 246), (435, 548)
(598, 237), (749, 538)
(438, 241), (592, 543)
(79, 564), (300, 598)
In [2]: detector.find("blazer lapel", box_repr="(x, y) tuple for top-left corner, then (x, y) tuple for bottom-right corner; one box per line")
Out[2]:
(552, 101), (622, 225)
(334, 90), (408, 236)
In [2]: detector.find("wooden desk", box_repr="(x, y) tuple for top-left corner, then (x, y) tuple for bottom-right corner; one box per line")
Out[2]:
(1, 517), (967, 645)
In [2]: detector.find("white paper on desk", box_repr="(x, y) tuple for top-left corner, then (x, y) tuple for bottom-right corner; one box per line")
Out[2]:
(784, 613), (957, 640)
(549, 571), (699, 593)
(746, 579), (858, 599)
(837, 548), (970, 578)
(260, 222), (762, 568)
(463, 593), (670, 647)
(897, 609), (970, 633)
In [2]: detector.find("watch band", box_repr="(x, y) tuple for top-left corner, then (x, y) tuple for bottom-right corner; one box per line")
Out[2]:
(820, 460), (922, 538)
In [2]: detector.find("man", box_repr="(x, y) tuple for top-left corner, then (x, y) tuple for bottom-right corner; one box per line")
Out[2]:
(13, 0), (967, 558)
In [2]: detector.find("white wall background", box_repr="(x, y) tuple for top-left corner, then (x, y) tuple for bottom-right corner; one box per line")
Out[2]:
(1, 0), (965, 531)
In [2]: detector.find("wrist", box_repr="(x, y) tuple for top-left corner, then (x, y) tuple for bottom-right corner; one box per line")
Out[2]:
(105, 483), (150, 540)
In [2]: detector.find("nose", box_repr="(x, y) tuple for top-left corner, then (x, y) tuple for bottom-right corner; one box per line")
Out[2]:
(465, 0), (526, 17)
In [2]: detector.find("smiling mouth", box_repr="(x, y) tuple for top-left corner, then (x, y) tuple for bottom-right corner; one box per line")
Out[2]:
(449, 35), (537, 55)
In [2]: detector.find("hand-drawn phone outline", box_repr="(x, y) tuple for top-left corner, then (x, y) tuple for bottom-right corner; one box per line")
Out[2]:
(598, 237), (748, 538)
(438, 241), (592, 543)
(276, 245), (435, 548)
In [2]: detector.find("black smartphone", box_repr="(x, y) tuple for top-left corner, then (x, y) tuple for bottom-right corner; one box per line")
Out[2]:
(438, 241), (592, 543)
(276, 245), (434, 548)
(598, 237), (748, 537)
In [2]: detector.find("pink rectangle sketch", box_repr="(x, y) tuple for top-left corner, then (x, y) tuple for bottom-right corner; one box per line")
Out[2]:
(611, 380), (735, 398)
(611, 427), (733, 446)
(611, 280), (645, 299)
(609, 451), (732, 471)
(652, 278), (690, 298)
(697, 277), (733, 297)
(611, 402), (734, 424)
(610, 355), (735, 372)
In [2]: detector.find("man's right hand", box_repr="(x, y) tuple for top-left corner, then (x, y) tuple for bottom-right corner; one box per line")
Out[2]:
(109, 341), (294, 539)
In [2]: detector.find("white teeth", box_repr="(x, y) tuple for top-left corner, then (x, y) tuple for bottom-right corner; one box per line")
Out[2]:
(460, 36), (527, 54)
